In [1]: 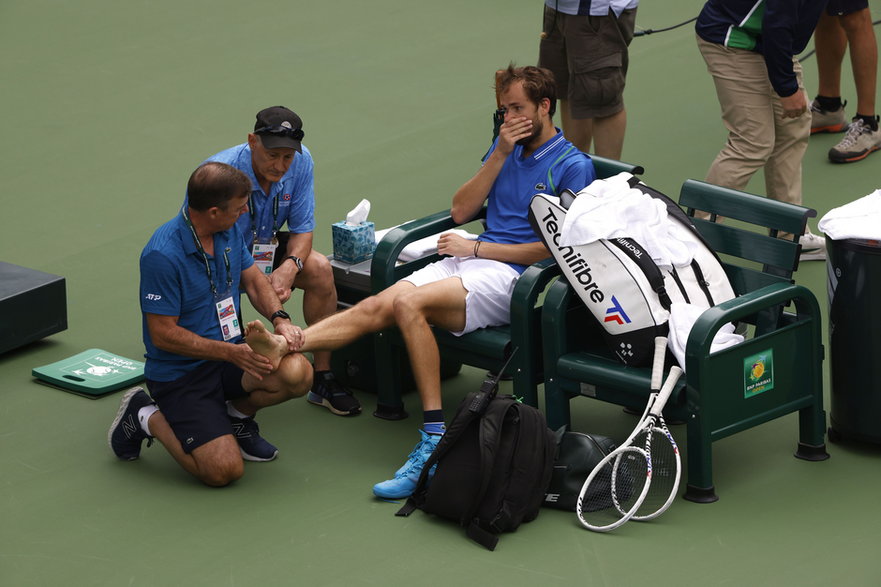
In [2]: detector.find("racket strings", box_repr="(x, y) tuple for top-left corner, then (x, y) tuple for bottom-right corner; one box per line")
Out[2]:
(577, 447), (649, 530)
(634, 426), (680, 520)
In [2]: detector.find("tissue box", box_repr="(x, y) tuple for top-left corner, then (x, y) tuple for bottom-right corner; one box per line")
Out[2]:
(332, 221), (376, 264)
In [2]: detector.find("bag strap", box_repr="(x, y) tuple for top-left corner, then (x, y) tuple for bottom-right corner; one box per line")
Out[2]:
(397, 351), (519, 520)
(396, 395), (484, 517)
(607, 237), (673, 310)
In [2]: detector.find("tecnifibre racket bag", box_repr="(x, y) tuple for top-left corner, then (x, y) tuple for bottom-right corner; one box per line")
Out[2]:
(528, 174), (735, 367)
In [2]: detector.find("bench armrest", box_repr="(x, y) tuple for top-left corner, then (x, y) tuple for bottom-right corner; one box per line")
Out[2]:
(685, 282), (821, 371)
(369, 209), (485, 294)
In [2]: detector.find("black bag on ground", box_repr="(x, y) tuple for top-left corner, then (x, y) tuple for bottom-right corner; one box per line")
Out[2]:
(396, 354), (556, 551)
(544, 428), (618, 511)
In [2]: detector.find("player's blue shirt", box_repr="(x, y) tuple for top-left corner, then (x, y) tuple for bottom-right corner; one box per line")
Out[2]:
(482, 130), (595, 273)
(139, 212), (254, 382)
(204, 143), (316, 247)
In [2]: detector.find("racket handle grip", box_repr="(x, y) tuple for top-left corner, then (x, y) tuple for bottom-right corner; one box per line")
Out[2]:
(650, 336), (667, 391)
(651, 366), (683, 417)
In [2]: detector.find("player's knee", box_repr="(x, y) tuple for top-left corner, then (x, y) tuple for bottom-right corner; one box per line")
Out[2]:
(392, 292), (427, 327)
(354, 295), (394, 329)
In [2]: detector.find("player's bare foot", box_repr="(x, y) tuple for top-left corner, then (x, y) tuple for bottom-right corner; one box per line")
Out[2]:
(245, 320), (289, 369)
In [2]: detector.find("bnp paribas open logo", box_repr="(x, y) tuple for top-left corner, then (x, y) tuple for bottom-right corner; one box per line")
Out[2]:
(744, 350), (774, 398)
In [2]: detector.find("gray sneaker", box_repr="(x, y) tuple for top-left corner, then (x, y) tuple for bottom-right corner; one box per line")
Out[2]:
(828, 117), (881, 163)
(810, 99), (848, 135)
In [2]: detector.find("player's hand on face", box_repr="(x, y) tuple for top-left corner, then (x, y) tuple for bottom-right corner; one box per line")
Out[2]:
(497, 116), (533, 154)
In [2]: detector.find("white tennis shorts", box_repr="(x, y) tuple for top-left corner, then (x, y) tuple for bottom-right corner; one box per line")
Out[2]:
(401, 256), (520, 336)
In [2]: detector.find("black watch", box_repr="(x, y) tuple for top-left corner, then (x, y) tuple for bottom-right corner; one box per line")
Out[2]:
(286, 255), (303, 271)
(270, 309), (291, 322)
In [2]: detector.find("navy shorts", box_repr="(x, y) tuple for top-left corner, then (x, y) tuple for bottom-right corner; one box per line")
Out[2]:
(826, 0), (868, 16)
(147, 360), (247, 454)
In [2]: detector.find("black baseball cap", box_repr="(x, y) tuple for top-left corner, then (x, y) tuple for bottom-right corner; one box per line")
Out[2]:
(253, 106), (304, 152)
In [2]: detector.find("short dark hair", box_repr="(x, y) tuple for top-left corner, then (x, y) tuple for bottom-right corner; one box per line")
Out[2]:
(495, 64), (557, 117)
(187, 162), (251, 211)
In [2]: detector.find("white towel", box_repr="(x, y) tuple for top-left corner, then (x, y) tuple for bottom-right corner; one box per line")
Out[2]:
(559, 173), (697, 269)
(667, 302), (743, 372)
(818, 190), (881, 241)
(374, 227), (479, 262)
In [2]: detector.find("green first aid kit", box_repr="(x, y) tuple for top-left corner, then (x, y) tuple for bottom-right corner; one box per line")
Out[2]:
(32, 349), (145, 398)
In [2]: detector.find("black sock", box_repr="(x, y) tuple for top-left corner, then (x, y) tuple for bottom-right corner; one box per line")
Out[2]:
(815, 95), (843, 111)
(854, 113), (879, 131)
(423, 409), (445, 435)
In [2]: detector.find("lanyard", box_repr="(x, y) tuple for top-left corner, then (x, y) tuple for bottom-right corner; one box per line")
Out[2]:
(181, 207), (232, 297)
(248, 191), (280, 244)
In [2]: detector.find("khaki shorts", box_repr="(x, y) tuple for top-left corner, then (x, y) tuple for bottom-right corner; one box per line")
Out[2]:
(538, 6), (637, 119)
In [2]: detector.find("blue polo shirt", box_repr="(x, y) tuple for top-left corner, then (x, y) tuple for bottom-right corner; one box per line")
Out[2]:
(481, 130), (595, 273)
(204, 143), (316, 247)
(139, 212), (254, 382)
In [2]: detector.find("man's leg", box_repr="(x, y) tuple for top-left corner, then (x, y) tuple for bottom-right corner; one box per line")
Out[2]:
(392, 277), (467, 411)
(812, 11), (850, 134)
(560, 99), (594, 153)
(840, 8), (877, 120)
(816, 12), (848, 100)
(765, 59), (811, 208)
(295, 249), (361, 415)
(827, 8), (881, 163)
(225, 355), (312, 461)
(373, 277), (469, 499)
(109, 382), (246, 487)
(149, 413), (244, 487)
(591, 109), (627, 160)
(295, 250), (337, 371)
(299, 281), (410, 354)
(698, 37), (776, 192)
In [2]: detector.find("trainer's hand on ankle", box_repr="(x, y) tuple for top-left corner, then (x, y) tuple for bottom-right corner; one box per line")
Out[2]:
(230, 344), (274, 379)
(274, 321), (304, 352)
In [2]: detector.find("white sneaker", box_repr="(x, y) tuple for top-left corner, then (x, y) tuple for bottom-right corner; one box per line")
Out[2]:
(799, 233), (826, 262)
(828, 117), (881, 163)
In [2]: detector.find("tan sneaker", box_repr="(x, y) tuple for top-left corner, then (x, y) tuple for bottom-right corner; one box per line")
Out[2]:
(828, 117), (881, 163)
(810, 99), (848, 134)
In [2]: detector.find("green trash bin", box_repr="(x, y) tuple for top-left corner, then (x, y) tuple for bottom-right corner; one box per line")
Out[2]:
(827, 236), (881, 443)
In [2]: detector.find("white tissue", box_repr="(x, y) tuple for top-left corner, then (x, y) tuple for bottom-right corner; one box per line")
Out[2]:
(346, 199), (371, 225)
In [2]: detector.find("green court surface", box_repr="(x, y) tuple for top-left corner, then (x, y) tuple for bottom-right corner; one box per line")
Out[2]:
(2, 1), (880, 585)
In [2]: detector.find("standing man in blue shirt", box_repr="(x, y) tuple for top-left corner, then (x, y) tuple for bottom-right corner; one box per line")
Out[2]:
(294, 65), (596, 500)
(205, 107), (361, 417)
(109, 162), (313, 486)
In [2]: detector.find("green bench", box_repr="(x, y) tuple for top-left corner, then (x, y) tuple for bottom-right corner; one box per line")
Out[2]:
(541, 179), (829, 502)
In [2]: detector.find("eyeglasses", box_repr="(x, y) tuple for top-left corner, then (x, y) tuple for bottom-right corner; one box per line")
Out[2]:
(255, 125), (304, 141)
